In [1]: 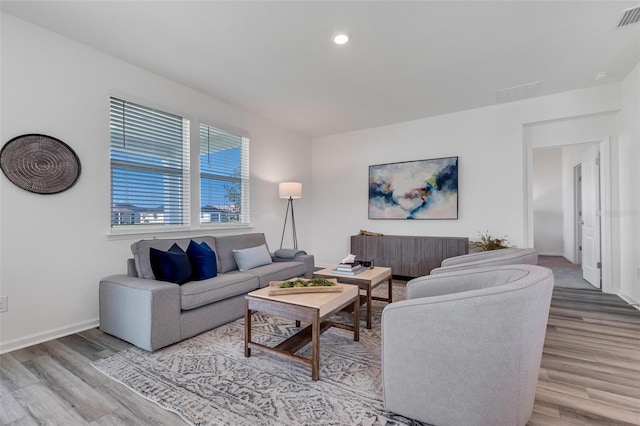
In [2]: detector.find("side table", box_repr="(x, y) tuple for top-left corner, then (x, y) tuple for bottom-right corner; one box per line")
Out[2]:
(313, 266), (393, 329)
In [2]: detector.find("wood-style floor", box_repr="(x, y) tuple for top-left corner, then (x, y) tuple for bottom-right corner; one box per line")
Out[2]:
(1, 287), (639, 425)
(530, 287), (640, 426)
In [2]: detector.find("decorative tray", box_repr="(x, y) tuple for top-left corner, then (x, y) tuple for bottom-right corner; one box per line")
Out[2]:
(268, 278), (342, 296)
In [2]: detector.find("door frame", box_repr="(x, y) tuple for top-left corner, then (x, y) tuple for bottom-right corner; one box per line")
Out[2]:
(524, 137), (612, 293)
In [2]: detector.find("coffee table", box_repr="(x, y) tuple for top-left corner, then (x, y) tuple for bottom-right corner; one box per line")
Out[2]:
(244, 283), (359, 381)
(313, 266), (393, 329)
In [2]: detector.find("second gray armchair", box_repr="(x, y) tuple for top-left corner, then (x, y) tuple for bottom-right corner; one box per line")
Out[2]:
(430, 247), (539, 274)
(381, 264), (554, 426)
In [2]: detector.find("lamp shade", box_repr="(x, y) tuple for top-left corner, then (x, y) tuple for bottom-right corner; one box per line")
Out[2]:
(279, 182), (302, 199)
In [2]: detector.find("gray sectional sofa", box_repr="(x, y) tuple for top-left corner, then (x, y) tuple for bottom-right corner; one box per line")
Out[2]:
(99, 233), (314, 351)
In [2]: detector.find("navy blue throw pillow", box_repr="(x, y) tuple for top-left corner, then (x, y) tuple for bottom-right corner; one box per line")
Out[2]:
(187, 240), (218, 280)
(150, 243), (192, 285)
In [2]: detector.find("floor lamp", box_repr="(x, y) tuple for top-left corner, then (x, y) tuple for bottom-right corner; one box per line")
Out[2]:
(279, 182), (302, 250)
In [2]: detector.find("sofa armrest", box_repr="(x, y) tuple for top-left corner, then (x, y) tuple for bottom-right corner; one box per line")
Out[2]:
(272, 254), (315, 278)
(99, 274), (181, 351)
(127, 258), (138, 277)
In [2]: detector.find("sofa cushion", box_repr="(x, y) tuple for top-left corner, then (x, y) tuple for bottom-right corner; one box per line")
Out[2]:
(214, 233), (269, 273)
(132, 236), (218, 280)
(187, 240), (217, 280)
(150, 243), (192, 285)
(244, 261), (308, 288)
(233, 244), (273, 272)
(180, 272), (259, 310)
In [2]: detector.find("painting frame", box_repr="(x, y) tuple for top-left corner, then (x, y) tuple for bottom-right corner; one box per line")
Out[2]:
(368, 156), (458, 220)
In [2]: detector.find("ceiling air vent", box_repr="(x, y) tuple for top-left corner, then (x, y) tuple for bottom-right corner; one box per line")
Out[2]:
(617, 5), (640, 27)
(496, 81), (541, 103)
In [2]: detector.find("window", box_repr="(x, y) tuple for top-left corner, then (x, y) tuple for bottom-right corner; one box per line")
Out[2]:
(110, 97), (190, 228)
(199, 124), (250, 224)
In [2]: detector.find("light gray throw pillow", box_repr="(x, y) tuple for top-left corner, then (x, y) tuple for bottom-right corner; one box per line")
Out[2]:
(233, 244), (273, 271)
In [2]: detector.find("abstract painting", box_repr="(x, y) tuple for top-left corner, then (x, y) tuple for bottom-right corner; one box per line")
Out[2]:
(369, 156), (458, 219)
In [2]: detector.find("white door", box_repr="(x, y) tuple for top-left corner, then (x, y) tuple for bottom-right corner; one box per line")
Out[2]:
(580, 145), (601, 288)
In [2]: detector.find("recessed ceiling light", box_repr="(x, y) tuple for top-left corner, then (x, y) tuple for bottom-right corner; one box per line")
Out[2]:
(594, 72), (609, 81)
(333, 33), (349, 45)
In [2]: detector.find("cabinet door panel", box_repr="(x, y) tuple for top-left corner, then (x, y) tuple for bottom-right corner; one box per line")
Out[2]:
(401, 237), (442, 276)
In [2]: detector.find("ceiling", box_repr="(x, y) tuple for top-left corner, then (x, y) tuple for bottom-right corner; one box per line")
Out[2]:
(2, 1), (639, 138)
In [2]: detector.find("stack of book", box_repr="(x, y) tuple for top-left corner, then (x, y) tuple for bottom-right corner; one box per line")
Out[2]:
(332, 262), (366, 275)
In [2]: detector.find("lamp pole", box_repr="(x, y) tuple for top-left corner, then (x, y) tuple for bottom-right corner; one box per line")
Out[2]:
(278, 182), (302, 250)
(280, 196), (298, 250)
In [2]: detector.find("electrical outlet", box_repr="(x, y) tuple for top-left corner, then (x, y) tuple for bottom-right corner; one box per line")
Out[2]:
(0, 296), (7, 313)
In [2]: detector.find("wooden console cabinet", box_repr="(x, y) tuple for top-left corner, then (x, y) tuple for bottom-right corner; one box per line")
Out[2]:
(350, 234), (469, 278)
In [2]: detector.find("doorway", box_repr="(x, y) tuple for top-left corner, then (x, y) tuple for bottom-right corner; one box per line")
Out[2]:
(531, 142), (601, 290)
(524, 112), (614, 294)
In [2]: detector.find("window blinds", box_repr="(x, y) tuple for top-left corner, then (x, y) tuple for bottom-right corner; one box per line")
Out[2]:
(199, 124), (250, 224)
(110, 97), (190, 227)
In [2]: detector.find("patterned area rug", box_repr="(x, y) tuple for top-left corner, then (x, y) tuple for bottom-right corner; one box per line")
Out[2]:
(92, 283), (426, 426)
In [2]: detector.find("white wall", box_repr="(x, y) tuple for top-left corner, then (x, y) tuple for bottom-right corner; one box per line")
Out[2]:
(311, 84), (622, 267)
(0, 14), (312, 352)
(532, 148), (563, 255)
(617, 62), (640, 304)
(524, 113), (618, 149)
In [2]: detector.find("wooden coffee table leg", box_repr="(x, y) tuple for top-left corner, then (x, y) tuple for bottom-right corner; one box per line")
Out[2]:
(312, 313), (320, 381)
(388, 277), (393, 303)
(366, 286), (372, 329)
(244, 300), (251, 357)
(353, 297), (360, 341)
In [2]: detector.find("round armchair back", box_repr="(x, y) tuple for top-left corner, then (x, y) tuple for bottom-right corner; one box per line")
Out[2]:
(382, 264), (554, 426)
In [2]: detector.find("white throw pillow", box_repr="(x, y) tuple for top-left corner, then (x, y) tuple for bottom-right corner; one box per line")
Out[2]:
(233, 244), (273, 271)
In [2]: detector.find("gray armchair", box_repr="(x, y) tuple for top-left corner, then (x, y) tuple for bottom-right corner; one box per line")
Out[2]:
(381, 264), (554, 426)
(430, 247), (538, 275)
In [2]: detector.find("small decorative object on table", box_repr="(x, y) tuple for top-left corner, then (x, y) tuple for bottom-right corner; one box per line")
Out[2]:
(341, 253), (357, 264)
(333, 253), (366, 275)
(359, 229), (384, 236)
(336, 261), (362, 271)
(268, 278), (341, 295)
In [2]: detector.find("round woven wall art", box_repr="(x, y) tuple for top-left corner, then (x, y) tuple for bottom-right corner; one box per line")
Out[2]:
(0, 134), (81, 194)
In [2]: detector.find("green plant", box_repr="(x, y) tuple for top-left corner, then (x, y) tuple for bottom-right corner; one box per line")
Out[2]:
(279, 278), (335, 288)
(470, 230), (512, 251)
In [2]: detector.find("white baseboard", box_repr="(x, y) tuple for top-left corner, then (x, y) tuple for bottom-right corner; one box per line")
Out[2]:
(538, 252), (565, 257)
(616, 289), (640, 311)
(0, 318), (99, 354)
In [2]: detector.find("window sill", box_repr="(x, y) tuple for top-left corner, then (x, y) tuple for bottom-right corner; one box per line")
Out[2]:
(106, 223), (253, 241)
